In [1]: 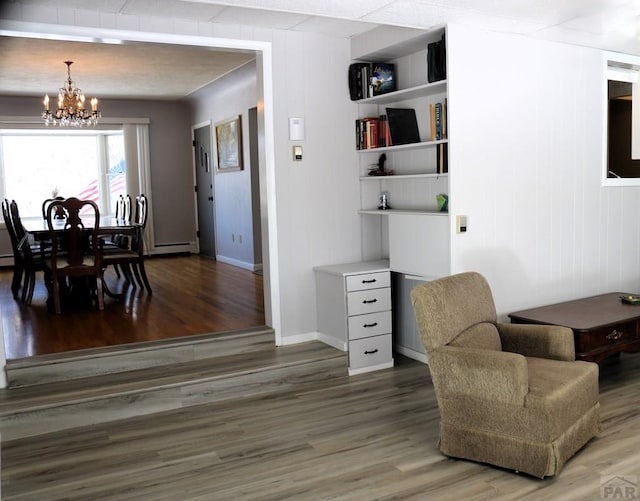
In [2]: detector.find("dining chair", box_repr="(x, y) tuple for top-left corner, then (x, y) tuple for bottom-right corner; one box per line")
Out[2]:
(2, 199), (25, 298)
(99, 193), (152, 294)
(41, 196), (65, 219)
(5, 200), (46, 305)
(44, 197), (104, 314)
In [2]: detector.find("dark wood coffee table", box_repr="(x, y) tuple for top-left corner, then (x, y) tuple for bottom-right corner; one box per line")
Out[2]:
(509, 292), (640, 363)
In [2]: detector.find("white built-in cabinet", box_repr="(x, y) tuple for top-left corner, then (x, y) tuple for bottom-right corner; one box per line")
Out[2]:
(356, 27), (451, 279)
(314, 28), (451, 374)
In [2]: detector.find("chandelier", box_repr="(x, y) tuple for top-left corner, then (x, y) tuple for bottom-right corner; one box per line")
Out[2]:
(42, 61), (101, 127)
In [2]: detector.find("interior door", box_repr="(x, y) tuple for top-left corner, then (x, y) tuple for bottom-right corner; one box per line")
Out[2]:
(194, 124), (216, 258)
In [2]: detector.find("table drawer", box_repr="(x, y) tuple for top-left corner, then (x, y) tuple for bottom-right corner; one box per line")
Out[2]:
(576, 321), (639, 352)
(348, 334), (392, 371)
(348, 311), (392, 341)
(346, 272), (390, 292)
(347, 288), (391, 316)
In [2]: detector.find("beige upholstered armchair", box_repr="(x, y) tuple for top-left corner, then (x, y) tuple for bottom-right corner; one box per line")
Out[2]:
(410, 272), (600, 478)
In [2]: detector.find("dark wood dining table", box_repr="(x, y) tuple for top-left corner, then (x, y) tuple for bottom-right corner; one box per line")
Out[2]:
(21, 215), (141, 240)
(21, 215), (143, 307)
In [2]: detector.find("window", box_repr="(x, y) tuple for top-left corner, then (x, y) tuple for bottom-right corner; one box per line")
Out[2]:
(0, 129), (125, 218)
(604, 53), (640, 186)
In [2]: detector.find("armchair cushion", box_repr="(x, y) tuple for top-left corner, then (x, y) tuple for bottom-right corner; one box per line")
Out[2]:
(449, 322), (502, 351)
(498, 323), (575, 361)
(428, 346), (527, 406)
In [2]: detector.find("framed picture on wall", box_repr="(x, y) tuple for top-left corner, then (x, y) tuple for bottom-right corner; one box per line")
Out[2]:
(215, 115), (243, 172)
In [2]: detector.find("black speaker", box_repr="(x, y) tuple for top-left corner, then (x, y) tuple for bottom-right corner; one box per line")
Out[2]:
(427, 35), (446, 83)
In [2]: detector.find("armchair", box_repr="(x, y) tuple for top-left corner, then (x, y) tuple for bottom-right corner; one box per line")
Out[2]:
(410, 272), (600, 478)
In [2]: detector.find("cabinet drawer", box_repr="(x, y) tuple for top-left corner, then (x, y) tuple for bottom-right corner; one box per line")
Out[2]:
(346, 272), (390, 292)
(347, 288), (391, 316)
(576, 321), (639, 352)
(349, 334), (393, 371)
(348, 311), (392, 341)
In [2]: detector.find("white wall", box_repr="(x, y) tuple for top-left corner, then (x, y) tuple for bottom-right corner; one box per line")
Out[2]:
(447, 24), (640, 319)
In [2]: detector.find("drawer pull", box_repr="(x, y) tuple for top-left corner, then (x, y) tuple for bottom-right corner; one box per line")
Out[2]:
(362, 279), (377, 284)
(362, 299), (378, 304)
(364, 349), (379, 355)
(606, 330), (623, 341)
(363, 322), (378, 328)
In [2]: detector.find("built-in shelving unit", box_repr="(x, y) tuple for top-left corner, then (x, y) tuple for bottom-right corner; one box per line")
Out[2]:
(354, 27), (451, 278)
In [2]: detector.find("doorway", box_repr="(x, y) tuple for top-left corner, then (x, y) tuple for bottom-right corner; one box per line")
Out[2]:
(193, 123), (216, 258)
(0, 24), (281, 364)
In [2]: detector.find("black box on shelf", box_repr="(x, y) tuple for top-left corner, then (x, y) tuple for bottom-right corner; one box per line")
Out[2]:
(427, 34), (446, 83)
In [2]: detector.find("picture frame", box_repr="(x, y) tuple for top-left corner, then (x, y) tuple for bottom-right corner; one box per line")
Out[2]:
(215, 115), (243, 172)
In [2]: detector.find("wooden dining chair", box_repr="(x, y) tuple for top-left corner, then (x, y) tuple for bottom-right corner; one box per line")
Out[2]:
(2, 199), (25, 298)
(99, 193), (152, 294)
(41, 196), (65, 219)
(5, 200), (46, 305)
(44, 197), (104, 314)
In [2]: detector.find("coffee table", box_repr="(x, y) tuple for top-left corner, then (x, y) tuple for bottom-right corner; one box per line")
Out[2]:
(509, 292), (640, 363)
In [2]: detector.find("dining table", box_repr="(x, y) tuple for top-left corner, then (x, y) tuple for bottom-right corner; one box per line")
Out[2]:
(21, 215), (143, 307)
(21, 215), (141, 240)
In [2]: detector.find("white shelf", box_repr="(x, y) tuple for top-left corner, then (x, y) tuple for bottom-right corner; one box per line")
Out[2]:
(356, 80), (447, 105)
(360, 173), (448, 181)
(359, 209), (448, 216)
(357, 138), (447, 154)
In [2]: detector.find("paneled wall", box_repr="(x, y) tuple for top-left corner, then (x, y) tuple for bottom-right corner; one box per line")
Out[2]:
(447, 24), (640, 318)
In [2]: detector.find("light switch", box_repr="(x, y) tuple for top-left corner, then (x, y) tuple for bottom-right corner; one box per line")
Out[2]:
(293, 145), (303, 161)
(456, 215), (467, 233)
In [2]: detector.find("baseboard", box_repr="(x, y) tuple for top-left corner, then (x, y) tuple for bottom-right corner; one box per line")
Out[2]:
(150, 242), (197, 255)
(216, 254), (259, 272)
(278, 331), (319, 347)
(394, 344), (428, 364)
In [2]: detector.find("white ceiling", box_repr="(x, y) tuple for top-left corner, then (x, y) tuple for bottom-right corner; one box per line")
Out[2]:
(1, 0), (639, 100)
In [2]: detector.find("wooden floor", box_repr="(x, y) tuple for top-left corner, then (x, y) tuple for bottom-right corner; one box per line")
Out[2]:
(0, 255), (265, 359)
(2, 346), (639, 500)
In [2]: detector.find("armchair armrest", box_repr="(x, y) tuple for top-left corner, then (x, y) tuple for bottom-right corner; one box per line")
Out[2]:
(428, 346), (528, 406)
(498, 323), (575, 361)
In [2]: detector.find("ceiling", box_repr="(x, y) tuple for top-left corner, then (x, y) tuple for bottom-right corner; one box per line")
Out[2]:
(1, 0), (639, 100)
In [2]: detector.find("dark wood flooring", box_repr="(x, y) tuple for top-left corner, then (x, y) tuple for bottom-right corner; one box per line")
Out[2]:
(0, 254), (265, 360)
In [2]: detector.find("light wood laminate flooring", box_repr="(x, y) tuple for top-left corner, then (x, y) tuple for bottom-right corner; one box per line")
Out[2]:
(0, 255), (265, 359)
(2, 348), (639, 500)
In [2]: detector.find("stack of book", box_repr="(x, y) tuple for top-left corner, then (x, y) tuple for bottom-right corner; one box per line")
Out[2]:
(356, 115), (392, 150)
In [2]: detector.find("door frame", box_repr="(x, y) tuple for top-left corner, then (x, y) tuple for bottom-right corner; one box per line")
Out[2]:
(191, 120), (217, 257)
(0, 20), (282, 344)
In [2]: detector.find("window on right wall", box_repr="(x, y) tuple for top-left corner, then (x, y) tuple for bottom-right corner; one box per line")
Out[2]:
(605, 53), (640, 186)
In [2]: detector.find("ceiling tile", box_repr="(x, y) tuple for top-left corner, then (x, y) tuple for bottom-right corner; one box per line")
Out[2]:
(211, 6), (310, 29)
(17, 0), (127, 13)
(122, 0), (226, 21)
(181, 0), (395, 20)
